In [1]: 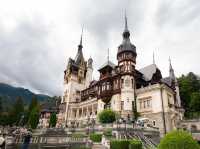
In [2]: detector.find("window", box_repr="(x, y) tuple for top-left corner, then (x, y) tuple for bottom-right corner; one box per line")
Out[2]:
(140, 101), (142, 109)
(147, 100), (151, 107)
(131, 79), (134, 88)
(121, 101), (124, 110)
(127, 98), (129, 103)
(121, 79), (124, 88)
(153, 120), (156, 126)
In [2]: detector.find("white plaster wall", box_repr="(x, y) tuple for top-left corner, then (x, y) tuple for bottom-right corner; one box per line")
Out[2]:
(85, 67), (93, 88)
(137, 87), (162, 113)
(97, 99), (105, 113)
(111, 94), (121, 111)
(121, 75), (135, 111)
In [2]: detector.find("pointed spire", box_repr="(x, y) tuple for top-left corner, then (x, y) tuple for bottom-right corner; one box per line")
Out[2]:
(123, 11), (130, 39)
(78, 27), (83, 49)
(169, 57), (175, 80)
(153, 51), (155, 64)
(124, 11), (128, 32)
(107, 48), (109, 63)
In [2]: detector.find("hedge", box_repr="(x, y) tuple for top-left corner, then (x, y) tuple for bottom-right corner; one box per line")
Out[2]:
(158, 130), (200, 149)
(110, 140), (130, 149)
(129, 139), (142, 149)
(71, 133), (87, 138)
(89, 133), (102, 142)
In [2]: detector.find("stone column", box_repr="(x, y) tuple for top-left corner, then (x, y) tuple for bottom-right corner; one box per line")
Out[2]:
(87, 106), (89, 117)
(81, 107), (83, 118)
(92, 104), (94, 117)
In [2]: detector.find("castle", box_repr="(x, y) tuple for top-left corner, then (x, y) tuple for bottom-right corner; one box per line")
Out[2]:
(57, 15), (184, 135)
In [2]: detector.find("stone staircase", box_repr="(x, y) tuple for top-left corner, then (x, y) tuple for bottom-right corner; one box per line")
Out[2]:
(92, 143), (106, 149)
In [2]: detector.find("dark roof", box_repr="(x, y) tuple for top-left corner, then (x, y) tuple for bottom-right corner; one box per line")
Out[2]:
(161, 77), (173, 87)
(117, 38), (136, 55)
(98, 61), (116, 71)
(117, 15), (136, 56)
(75, 49), (84, 65)
(139, 64), (159, 81)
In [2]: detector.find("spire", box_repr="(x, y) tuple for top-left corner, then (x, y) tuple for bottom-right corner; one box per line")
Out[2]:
(124, 11), (128, 32)
(78, 27), (83, 49)
(123, 12), (130, 39)
(107, 48), (109, 63)
(169, 57), (175, 80)
(153, 51), (155, 64)
(75, 27), (84, 64)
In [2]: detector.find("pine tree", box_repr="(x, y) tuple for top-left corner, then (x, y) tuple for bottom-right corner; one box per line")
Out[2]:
(28, 106), (40, 129)
(29, 96), (38, 112)
(49, 112), (57, 127)
(12, 96), (24, 125)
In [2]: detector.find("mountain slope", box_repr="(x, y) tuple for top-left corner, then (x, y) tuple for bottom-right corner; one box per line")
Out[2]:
(0, 83), (51, 111)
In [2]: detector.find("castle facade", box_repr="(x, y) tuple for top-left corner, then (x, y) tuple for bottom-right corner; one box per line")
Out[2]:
(57, 16), (184, 135)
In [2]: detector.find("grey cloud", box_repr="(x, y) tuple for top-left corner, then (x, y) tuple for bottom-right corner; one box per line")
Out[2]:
(0, 17), (63, 96)
(155, 0), (200, 28)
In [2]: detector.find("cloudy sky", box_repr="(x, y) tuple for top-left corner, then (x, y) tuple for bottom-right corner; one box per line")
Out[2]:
(0, 0), (200, 96)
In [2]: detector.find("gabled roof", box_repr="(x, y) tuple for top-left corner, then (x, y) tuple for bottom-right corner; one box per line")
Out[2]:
(98, 60), (116, 71)
(139, 64), (160, 81)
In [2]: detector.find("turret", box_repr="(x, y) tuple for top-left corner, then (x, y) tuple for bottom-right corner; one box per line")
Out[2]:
(169, 58), (181, 107)
(85, 57), (93, 87)
(117, 14), (137, 74)
(117, 14), (136, 118)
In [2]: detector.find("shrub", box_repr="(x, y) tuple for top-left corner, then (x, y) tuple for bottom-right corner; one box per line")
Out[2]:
(158, 130), (200, 149)
(72, 133), (87, 138)
(98, 109), (116, 123)
(129, 139), (142, 149)
(89, 133), (102, 142)
(110, 140), (130, 149)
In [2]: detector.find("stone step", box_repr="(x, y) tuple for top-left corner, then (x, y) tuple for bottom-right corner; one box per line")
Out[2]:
(92, 144), (106, 149)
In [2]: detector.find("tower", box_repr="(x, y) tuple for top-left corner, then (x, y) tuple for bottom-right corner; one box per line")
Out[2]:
(169, 58), (181, 107)
(62, 32), (87, 123)
(117, 14), (137, 118)
(85, 57), (93, 87)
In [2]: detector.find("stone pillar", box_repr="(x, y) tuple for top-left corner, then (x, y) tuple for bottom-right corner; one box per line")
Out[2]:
(76, 109), (79, 118)
(81, 107), (83, 118)
(87, 106), (89, 117)
(70, 108), (73, 120)
(92, 104), (94, 117)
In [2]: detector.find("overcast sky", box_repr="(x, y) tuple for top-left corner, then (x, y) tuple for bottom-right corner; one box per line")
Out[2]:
(0, 0), (200, 96)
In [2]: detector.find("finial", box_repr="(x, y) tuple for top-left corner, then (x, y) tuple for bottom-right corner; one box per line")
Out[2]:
(124, 10), (128, 31)
(80, 26), (83, 46)
(123, 11), (130, 38)
(107, 48), (109, 63)
(153, 51), (155, 64)
(169, 56), (172, 69)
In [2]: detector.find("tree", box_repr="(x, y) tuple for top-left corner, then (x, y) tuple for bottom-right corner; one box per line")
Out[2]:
(28, 106), (40, 129)
(190, 92), (200, 111)
(26, 96), (39, 125)
(28, 96), (38, 113)
(49, 112), (57, 127)
(178, 72), (200, 116)
(11, 96), (24, 125)
(98, 109), (116, 123)
(158, 130), (200, 149)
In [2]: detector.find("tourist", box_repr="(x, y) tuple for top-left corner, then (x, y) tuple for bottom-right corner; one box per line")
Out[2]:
(21, 130), (32, 149)
(0, 132), (5, 149)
